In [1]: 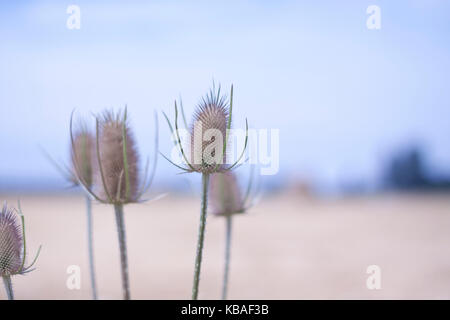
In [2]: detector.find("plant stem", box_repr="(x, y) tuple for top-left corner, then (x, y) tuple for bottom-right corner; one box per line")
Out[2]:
(114, 204), (130, 300)
(2, 275), (14, 300)
(222, 215), (232, 300)
(192, 173), (210, 300)
(85, 195), (98, 300)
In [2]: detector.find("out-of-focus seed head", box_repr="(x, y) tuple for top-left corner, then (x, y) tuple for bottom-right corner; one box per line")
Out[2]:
(189, 88), (229, 174)
(208, 172), (245, 216)
(0, 204), (23, 277)
(71, 123), (94, 187)
(94, 109), (140, 204)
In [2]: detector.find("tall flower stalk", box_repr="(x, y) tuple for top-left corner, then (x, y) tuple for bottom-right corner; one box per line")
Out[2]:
(191, 173), (210, 300)
(84, 193), (96, 299)
(209, 171), (255, 299)
(70, 124), (98, 299)
(0, 202), (41, 300)
(222, 215), (232, 299)
(162, 84), (248, 300)
(70, 108), (158, 300)
(42, 120), (98, 299)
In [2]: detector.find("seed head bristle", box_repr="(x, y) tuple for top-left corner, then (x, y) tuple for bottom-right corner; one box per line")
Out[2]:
(94, 109), (140, 204)
(0, 204), (23, 277)
(71, 122), (94, 187)
(208, 172), (245, 216)
(190, 87), (229, 173)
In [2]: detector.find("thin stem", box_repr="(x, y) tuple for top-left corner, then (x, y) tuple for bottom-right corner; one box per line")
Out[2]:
(192, 173), (210, 300)
(113, 204), (130, 300)
(2, 276), (14, 300)
(85, 195), (98, 300)
(222, 215), (232, 300)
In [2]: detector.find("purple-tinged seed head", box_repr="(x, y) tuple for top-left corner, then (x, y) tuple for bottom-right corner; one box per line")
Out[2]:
(93, 109), (140, 204)
(189, 88), (229, 174)
(71, 122), (94, 187)
(208, 172), (245, 216)
(0, 204), (23, 277)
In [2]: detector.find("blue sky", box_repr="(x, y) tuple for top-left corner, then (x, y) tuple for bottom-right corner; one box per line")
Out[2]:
(1, 0), (450, 192)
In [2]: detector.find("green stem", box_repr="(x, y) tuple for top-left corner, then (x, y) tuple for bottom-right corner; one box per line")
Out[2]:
(222, 215), (232, 300)
(85, 195), (98, 300)
(114, 204), (130, 300)
(192, 173), (210, 300)
(2, 276), (14, 300)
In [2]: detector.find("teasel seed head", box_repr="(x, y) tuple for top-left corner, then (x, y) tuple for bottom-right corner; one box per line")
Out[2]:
(93, 109), (140, 204)
(0, 204), (23, 277)
(70, 123), (94, 187)
(189, 87), (229, 174)
(209, 172), (246, 216)
(162, 83), (248, 175)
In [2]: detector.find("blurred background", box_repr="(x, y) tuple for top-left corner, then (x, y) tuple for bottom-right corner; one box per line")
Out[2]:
(1, 0), (450, 299)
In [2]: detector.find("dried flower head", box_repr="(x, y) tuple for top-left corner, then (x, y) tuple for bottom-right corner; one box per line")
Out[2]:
(162, 84), (248, 175)
(209, 172), (245, 216)
(71, 124), (94, 187)
(0, 204), (23, 277)
(93, 109), (140, 204)
(0, 203), (40, 277)
(70, 108), (158, 205)
(189, 88), (229, 174)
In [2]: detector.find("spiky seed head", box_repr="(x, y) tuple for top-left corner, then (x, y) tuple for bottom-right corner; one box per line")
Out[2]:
(0, 204), (23, 277)
(94, 109), (140, 204)
(208, 172), (245, 216)
(190, 88), (229, 174)
(71, 123), (94, 187)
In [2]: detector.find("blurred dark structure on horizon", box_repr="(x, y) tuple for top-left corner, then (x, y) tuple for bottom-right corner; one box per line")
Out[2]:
(2, 146), (450, 196)
(281, 145), (450, 198)
(384, 146), (450, 191)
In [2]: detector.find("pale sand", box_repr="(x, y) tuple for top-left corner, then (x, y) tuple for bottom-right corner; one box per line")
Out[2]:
(1, 192), (450, 300)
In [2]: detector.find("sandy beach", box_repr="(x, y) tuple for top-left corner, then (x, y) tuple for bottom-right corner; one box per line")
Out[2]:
(1, 192), (449, 300)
